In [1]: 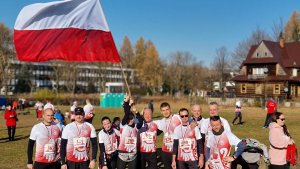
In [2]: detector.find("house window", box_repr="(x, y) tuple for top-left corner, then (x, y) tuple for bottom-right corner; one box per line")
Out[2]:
(241, 84), (247, 93)
(273, 84), (280, 94)
(292, 68), (297, 77)
(255, 84), (262, 94)
(265, 52), (268, 56)
(253, 68), (264, 75)
(256, 52), (259, 57)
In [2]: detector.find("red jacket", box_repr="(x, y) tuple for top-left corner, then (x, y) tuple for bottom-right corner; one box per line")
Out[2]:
(4, 109), (17, 126)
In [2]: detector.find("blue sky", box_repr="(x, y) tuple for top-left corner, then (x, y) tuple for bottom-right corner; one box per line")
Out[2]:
(0, 0), (299, 65)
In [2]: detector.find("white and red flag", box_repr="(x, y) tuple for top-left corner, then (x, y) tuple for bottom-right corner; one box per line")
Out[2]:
(14, 0), (120, 62)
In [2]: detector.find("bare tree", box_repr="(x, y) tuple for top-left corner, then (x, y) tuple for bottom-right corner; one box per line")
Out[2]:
(271, 17), (285, 41)
(0, 23), (15, 95)
(212, 46), (230, 92)
(231, 27), (271, 71)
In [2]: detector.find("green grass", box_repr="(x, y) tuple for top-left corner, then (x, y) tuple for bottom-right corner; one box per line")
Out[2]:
(0, 101), (299, 169)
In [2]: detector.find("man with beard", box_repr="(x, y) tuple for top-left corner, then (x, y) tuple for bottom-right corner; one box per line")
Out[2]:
(60, 107), (97, 169)
(205, 116), (245, 169)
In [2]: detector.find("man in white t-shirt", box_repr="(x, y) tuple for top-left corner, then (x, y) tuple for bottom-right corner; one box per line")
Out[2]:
(171, 108), (204, 169)
(27, 105), (61, 169)
(154, 102), (182, 169)
(60, 107), (97, 169)
(201, 102), (231, 163)
(205, 116), (245, 169)
(83, 99), (94, 124)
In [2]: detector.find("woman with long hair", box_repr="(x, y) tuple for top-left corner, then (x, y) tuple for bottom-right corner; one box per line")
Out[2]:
(268, 112), (294, 169)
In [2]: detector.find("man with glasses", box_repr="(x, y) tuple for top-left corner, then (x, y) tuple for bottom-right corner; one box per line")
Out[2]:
(60, 107), (97, 169)
(171, 108), (204, 169)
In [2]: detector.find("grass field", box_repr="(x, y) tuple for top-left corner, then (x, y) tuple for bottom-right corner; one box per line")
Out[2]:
(0, 99), (299, 169)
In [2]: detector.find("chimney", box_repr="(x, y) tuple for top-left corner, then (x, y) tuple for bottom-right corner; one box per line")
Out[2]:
(279, 32), (285, 48)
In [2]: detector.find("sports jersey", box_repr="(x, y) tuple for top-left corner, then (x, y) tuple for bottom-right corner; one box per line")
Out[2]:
(173, 124), (202, 161)
(189, 116), (206, 130)
(139, 121), (158, 153)
(29, 123), (61, 163)
(155, 114), (182, 153)
(61, 122), (96, 162)
(266, 100), (277, 114)
(201, 117), (231, 137)
(98, 128), (120, 154)
(118, 124), (138, 153)
(206, 131), (240, 169)
(83, 103), (94, 120)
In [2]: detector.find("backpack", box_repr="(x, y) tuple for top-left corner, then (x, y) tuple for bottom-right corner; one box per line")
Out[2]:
(286, 144), (298, 165)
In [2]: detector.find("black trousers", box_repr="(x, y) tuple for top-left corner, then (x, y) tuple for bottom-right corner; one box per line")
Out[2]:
(161, 151), (172, 169)
(67, 160), (90, 169)
(269, 164), (289, 169)
(33, 161), (60, 169)
(117, 156), (137, 169)
(232, 112), (242, 124)
(177, 161), (198, 169)
(140, 152), (158, 169)
(264, 113), (274, 127)
(7, 126), (16, 141)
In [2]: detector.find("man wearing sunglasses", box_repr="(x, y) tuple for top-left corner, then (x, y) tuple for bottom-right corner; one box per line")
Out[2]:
(171, 108), (204, 169)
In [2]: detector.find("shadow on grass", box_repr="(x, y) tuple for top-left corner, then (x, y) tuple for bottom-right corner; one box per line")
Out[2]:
(0, 135), (29, 143)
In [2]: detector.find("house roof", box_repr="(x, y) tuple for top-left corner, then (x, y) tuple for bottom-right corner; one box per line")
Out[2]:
(232, 74), (300, 82)
(241, 40), (300, 68)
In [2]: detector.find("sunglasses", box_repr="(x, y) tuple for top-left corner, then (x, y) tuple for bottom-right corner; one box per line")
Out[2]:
(180, 115), (189, 118)
(279, 118), (285, 121)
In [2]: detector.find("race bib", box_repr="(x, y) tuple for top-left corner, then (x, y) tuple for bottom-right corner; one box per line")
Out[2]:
(44, 143), (55, 154)
(73, 137), (87, 152)
(142, 132), (154, 144)
(179, 138), (192, 150)
(163, 132), (173, 146)
(124, 137), (136, 152)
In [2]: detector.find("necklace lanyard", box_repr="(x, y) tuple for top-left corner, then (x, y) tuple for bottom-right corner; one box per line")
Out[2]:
(214, 134), (221, 148)
(181, 125), (188, 140)
(165, 115), (173, 132)
(105, 130), (114, 148)
(75, 123), (84, 137)
(44, 124), (52, 140)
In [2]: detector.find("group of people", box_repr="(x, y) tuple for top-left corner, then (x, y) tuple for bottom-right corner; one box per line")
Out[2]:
(16, 95), (294, 169)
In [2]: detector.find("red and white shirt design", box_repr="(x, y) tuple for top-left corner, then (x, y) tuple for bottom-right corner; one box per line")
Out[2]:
(139, 122), (158, 153)
(206, 131), (240, 169)
(155, 114), (182, 153)
(29, 123), (61, 163)
(61, 122), (96, 162)
(173, 125), (201, 161)
(98, 129), (120, 155)
(118, 124), (138, 153)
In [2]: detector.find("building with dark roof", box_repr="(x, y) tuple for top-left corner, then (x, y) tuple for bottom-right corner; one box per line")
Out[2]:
(232, 39), (300, 99)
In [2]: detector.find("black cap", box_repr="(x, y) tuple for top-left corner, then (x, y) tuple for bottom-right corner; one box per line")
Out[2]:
(74, 107), (85, 116)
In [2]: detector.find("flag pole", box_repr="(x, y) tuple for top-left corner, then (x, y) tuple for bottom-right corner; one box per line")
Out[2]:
(119, 63), (132, 97)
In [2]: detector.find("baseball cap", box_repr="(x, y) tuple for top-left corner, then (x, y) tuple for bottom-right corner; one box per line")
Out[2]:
(74, 107), (85, 116)
(44, 103), (55, 111)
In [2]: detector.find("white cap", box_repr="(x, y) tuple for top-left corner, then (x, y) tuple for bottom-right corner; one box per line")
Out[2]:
(44, 103), (55, 111)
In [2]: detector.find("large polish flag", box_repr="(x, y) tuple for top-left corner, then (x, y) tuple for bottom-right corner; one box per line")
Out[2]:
(14, 0), (121, 62)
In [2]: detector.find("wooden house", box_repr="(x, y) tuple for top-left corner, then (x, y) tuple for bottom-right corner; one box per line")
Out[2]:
(232, 40), (300, 99)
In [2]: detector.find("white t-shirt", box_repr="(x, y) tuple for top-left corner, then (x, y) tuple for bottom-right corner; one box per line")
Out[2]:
(173, 124), (202, 161)
(83, 104), (94, 119)
(206, 131), (240, 169)
(139, 122), (158, 153)
(118, 124), (138, 153)
(29, 123), (61, 163)
(61, 122), (96, 162)
(154, 114), (182, 153)
(98, 128), (120, 154)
